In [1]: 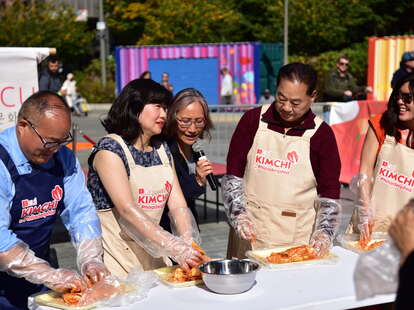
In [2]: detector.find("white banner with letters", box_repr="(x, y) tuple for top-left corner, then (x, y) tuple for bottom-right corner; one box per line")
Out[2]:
(0, 47), (50, 131)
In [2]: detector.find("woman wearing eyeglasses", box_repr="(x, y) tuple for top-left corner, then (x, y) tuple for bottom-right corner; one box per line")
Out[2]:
(87, 79), (204, 277)
(160, 88), (214, 233)
(351, 73), (414, 243)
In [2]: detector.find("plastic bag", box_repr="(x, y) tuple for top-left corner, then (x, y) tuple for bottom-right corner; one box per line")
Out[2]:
(78, 269), (158, 307)
(353, 240), (399, 300)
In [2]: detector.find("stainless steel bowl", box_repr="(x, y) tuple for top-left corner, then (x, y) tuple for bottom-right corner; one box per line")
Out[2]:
(198, 259), (259, 294)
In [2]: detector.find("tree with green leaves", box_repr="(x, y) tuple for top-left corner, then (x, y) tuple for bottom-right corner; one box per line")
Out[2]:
(0, 0), (94, 65)
(105, 0), (243, 45)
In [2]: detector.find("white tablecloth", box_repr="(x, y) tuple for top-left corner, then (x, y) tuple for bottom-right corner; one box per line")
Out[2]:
(29, 247), (395, 310)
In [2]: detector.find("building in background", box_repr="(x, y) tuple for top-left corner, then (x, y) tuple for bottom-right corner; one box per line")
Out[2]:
(116, 42), (283, 106)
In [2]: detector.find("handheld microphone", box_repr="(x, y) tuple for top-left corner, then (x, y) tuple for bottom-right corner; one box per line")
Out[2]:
(192, 141), (218, 191)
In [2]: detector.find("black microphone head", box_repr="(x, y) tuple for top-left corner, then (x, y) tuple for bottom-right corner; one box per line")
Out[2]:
(192, 140), (204, 153)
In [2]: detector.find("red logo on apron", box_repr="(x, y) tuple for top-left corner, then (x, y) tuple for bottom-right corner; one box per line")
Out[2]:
(165, 181), (172, 193)
(51, 185), (63, 201)
(287, 151), (299, 163)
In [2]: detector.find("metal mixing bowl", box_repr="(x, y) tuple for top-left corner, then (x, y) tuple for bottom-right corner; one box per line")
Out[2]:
(198, 259), (259, 294)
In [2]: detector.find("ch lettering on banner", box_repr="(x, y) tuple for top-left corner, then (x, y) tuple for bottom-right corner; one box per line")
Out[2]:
(0, 48), (50, 131)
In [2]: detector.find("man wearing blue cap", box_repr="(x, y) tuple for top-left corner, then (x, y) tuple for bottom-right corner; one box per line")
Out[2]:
(391, 51), (414, 88)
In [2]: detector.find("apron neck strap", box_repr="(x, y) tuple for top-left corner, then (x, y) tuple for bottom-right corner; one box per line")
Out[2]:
(302, 115), (323, 138)
(156, 142), (170, 165)
(258, 104), (272, 130)
(106, 134), (137, 169)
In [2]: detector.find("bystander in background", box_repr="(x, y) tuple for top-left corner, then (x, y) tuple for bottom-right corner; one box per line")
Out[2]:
(220, 68), (233, 105)
(323, 55), (372, 102)
(60, 73), (81, 116)
(162, 72), (174, 92)
(38, 56), (63, 93)
(139, 71), (151, 79)
(391, 51), (414, 89)
(258, 89), (275, 105)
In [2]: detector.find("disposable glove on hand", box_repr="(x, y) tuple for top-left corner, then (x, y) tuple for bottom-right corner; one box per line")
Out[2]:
(233, 213), (256, 242)
(168, 206), (201, 245)
(165, 235), (204, 272)
(310, 231), (331, 257)
(76, 238), (110, 284)
(0, 242), (87, 293)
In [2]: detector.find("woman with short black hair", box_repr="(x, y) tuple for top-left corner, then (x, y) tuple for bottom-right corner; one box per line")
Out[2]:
(87, 79), (203, 277)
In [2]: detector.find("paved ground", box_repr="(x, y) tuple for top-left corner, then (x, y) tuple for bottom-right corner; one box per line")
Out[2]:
(51, 105), (355, 270)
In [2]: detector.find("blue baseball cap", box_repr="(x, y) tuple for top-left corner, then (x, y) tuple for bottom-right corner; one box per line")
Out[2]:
(402, 51), (414, 62)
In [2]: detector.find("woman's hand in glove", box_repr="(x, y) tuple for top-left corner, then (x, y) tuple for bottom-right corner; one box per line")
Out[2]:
(167, 236), (204, 272)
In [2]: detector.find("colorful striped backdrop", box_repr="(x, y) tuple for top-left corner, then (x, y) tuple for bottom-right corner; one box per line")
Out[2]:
(115, 42), (260, 105)
(368, 35), (414, 101)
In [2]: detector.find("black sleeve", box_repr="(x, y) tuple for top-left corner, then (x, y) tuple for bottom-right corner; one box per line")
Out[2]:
(396, 250), (414, 309)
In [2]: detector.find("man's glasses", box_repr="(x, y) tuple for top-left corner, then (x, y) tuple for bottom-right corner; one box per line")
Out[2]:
(176, 117), (206, 128)
(396, 93), (414, 105)
(24, 118), (73, 149)
(338, 62), (349, 67)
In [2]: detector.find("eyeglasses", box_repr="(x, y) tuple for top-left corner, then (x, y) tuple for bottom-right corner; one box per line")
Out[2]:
(338, 62), (349, 67)
(396, 93), (414, 105)
(176, 117), (206, 128)
(24, 118), (73, 149)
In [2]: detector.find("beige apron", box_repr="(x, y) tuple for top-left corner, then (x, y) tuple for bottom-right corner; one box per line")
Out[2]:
(98, 134), (173, 277)
(349, 134), (414, 233)
(227, 105), (322, 258)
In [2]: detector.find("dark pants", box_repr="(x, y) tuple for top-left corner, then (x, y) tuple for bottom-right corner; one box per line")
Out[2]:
(221, 95), (232, 105)
(0, 273), (48, 310)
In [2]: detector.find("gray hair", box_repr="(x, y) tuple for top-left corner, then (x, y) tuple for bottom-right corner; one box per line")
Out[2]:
(164, 88), (214, 140)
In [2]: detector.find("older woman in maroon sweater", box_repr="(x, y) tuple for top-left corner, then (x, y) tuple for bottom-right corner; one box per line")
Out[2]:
(223, 63), (342, 259)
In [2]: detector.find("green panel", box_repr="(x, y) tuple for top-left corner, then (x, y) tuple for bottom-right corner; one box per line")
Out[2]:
(259, 42), (283, 96)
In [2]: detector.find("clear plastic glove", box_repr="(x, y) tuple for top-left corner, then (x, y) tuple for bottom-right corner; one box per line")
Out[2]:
(44, 268), (87, 293)
(222, 174), (256, 241)
(310, 198), (342, 256)
(350, 173), (374, 242)
(354, 240), (400, 300)
(357, 199), (374, 243)
(77, 275), (121, 306)
(76, 238), (110, 284)
(164, 235), (204, 271)
(117, 203), (203, 271)
(168, 206), (201, 245)
(310, 231), (331, 257)
(233, 213), (256, 242)
(222, 174), (246, 223)
(0, 242), (86, 293)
